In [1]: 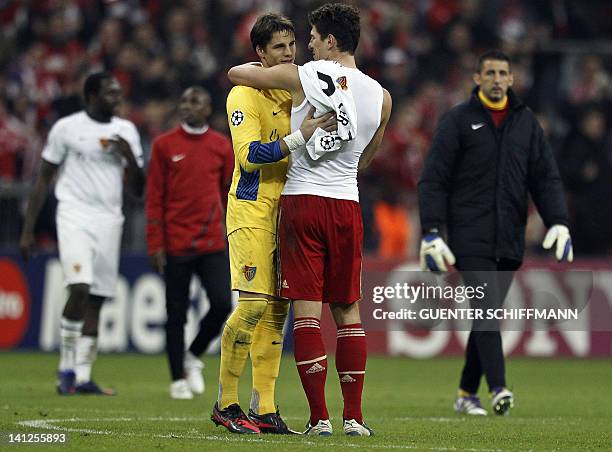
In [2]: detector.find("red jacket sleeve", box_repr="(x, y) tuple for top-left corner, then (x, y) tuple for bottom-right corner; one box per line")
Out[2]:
(145, 138), (167, 255)
(219, 134), (234, 211)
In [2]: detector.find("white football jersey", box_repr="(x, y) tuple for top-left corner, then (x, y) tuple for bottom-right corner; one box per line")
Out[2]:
(284, 62), (383, 202)
(42, 111), (144, 224)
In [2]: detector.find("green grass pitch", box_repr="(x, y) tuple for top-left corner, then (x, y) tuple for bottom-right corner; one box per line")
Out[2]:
(0, 352), (610, 451)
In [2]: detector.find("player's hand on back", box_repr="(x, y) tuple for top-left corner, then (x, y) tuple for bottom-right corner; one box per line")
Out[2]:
(299, 107), (337, 141)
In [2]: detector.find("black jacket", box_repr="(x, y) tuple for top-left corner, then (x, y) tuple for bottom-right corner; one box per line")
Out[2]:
(418, 88), (569, 261)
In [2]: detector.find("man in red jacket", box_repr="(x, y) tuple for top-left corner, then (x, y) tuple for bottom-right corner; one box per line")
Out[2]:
(146, 86), (234, 399)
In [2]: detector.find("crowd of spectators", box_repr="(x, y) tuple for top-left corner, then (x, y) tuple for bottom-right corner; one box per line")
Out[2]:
(1, 0), (611, 258)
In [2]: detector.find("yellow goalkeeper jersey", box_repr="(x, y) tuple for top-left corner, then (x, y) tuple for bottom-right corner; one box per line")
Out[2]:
(226, 85), (292, 235)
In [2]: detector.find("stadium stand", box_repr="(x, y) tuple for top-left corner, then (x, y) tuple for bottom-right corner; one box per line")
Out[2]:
(1, 0), (611, 257)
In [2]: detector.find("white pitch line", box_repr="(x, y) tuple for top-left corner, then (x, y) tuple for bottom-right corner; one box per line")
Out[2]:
(18, 419), (111, 435)
(47, 407), (143, 414)
(394, 417), (468, 423)
(394, 416), (580, 425)
(16, 416), (506, 451)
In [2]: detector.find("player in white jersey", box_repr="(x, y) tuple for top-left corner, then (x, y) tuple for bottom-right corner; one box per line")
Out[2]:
(228, 3), (392, 437)
(19, 72), (144, 395)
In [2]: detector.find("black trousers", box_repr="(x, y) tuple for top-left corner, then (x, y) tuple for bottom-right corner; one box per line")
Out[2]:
(456, 256), (521, 394)
(165, 251), (232, 381)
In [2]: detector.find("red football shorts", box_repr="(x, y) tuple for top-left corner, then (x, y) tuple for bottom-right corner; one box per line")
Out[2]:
(277, 194), (363, 303)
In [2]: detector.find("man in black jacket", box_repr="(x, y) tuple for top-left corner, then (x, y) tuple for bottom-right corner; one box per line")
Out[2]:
(418, 50), (573, 416)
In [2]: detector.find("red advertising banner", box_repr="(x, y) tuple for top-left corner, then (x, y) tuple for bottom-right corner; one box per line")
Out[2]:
(317, 259), (612, 358)
(1, 253), (610, 357)
(0, 258), (31, 348)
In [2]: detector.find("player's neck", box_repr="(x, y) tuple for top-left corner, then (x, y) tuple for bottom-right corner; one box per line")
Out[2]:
(181, 122), (209, 135)
(330, 52), (356, 68)
(85, 108), (112, 123)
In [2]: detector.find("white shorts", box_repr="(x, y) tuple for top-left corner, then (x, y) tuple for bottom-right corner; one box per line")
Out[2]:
(56, 215), (123, 298)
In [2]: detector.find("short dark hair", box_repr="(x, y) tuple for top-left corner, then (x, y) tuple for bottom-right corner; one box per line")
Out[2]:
(308, 3), (360, 55)
(476, 50), (511, 73)
(250, 13), (294, 52)
(184, 85), (210, 99)
(83, 72), (114, 103)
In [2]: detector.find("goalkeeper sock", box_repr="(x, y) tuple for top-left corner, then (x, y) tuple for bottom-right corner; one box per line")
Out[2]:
(336, 323), (366, 423)
(218, 297), (268, 409)
(250, 300), (289, 415)
(59, 317), (83, 371)
(293, 317), (329, 424)
(75, 335), (97, 384)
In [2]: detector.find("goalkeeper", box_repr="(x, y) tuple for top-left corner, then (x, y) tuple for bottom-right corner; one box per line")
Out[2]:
(212, 13), (336, 435)
(418, 50), (573, 416)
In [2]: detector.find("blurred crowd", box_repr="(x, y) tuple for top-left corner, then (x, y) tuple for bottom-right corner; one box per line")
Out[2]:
(1, 0), (611, 258)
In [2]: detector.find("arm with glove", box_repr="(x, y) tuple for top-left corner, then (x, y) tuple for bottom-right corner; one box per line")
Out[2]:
(417, 112), (461, 272)
(528, 122), (574, 263)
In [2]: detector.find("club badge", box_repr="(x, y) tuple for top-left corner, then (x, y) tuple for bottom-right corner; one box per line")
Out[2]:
(242, 265), (256, 281)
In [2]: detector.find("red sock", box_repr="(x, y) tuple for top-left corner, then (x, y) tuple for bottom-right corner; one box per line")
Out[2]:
(336, 323), (367, 423)
(293, 317), (329, 424)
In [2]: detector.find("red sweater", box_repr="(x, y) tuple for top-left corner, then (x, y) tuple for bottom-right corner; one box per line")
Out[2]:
(488, 105), (509, 128)
(145, 126), (234, 256)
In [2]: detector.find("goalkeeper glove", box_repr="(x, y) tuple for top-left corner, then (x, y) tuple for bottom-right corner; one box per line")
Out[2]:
(542, 224), (573, 262)
(420, 232), (456, 272)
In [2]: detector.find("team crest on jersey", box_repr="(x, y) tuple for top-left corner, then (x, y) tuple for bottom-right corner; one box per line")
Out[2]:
(336, 76), (348, 90)
(242, 265), (256, 281)
(231, 109), (244, 126)
(73, 263), (82, 273)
